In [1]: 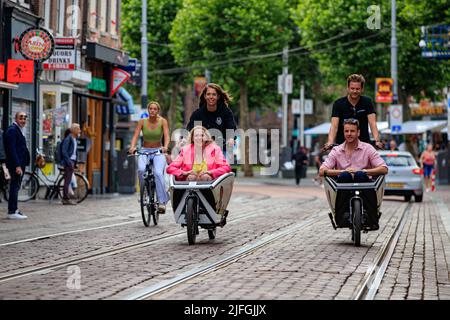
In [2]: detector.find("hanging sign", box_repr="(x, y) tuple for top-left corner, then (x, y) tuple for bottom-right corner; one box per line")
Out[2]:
(18, 27), (55, 61)
(6, 59), (34, 83)
(375, 78), (393, 103)
(111, 68), (130, 95)
(43, 38), (76, 70)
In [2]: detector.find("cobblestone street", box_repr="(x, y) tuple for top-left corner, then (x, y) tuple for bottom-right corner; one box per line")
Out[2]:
(1, 175), (449, 301)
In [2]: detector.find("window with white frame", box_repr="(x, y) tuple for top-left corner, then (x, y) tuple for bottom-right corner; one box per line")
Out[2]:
(56, 0), (66, 36)
(99, 0), (107, 32)
(43, 0), (51, 30)
(110, 0), (118, 35)
(89, 0), (97, 29)
(67, 0), (80, 37)
(10, 0), (31, 9)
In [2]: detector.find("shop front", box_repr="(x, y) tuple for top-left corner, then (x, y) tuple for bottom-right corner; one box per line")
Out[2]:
(39, 83), (73, 178)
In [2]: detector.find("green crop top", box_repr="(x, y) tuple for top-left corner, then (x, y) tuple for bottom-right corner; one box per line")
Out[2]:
(142, 118), (163, 143)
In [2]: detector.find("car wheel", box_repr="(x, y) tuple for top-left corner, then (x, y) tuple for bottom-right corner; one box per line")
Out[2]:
(415, 195), (423, 203)
(404, 195), (412, 202)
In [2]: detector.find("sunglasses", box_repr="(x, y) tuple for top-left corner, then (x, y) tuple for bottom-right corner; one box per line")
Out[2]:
(18, 116), (28, 120)
(343, 118), (359, 125)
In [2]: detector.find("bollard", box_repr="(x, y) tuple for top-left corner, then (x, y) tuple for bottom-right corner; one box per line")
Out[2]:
(431, 169), (436, 192)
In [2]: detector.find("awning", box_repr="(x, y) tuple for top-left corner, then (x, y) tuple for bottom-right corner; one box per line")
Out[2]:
(86, 42), (129, 67)
(115, 87), (135, 115)
(0, 81), (19, 90)
(73, 88), (127, 105)
(381, 120), (447, 135)
(304, 121), (389, 135)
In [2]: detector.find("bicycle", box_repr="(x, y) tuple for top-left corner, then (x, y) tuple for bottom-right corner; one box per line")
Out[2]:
(129, 149), (162, 227)
(18, 150), (89, 203)
(0, 165), (10, 202)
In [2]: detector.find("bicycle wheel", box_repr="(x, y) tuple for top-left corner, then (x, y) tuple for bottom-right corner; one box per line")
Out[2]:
(140, 181), (152, 227)
(352, 199), (362, 247)
(150, 181), (159, 226)
(186, 197), (197, 245)
(57, 173), (89, 203)
(18, 172), (39, 202)
(2, 180), (9, 201)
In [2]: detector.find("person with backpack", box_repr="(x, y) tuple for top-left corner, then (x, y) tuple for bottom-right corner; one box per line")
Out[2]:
(60, 123), (80, 205)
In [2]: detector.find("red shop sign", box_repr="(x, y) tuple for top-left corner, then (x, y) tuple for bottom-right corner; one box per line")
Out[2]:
(7, 59), (34, 83)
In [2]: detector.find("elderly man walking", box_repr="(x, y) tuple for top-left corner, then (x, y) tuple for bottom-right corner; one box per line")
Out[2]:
(4, 112), (31, 219)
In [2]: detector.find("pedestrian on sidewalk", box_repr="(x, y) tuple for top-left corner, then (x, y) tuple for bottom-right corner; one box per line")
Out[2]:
(3, 112), (30, 219)
(60, 123), (80, 205)
(292, 146), (308, 186)
(420, 143), (436, 192)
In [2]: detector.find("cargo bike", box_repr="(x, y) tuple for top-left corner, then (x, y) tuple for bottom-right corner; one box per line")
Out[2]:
(323, 174), (386, 247)
(169, 172), (234, 245)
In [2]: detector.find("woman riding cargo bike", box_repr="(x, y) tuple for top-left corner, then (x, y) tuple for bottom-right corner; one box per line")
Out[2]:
(129, 101), (170, 227)
(166, 126), (234, 245)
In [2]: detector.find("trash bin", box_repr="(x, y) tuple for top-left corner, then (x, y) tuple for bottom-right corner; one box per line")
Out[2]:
(116, 130), (136, 193)
(117, 149), (136, 193)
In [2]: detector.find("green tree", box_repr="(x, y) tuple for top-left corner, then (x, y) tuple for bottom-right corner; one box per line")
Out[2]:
(291, 0), (450, 105)
(170, 0), (293, 176)
(121, 0), (183, 130)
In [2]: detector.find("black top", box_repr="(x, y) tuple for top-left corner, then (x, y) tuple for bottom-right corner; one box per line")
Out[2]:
(187, 102), (237, 149)
(331, 95), (375, 144)
(292, 150), (308, 167)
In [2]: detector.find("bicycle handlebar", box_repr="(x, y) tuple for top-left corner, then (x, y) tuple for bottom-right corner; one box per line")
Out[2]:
(127, 149), (163, 157)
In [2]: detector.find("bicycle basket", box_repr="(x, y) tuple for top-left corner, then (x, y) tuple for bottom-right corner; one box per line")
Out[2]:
(35, 155), (46, 168)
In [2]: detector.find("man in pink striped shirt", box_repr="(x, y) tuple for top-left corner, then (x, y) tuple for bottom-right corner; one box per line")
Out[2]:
(319, 119), (388, 183)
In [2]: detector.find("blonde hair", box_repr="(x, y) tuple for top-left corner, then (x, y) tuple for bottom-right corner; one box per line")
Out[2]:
(188, 126), (213, 145)
(147, 101), (161, 112)
(347, 74), (366, 88)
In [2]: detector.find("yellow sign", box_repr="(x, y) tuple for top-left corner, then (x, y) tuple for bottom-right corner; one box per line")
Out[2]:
(375, 78), (393, 103)
(410, 100), (447, 116)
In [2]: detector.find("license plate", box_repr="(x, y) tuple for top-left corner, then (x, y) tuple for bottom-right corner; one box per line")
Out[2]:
(387, 183), (405, 188)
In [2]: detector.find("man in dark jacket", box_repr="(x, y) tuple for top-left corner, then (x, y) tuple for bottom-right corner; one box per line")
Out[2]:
(4, 112), (31, 219)
(60, 123), (80, 205)
(292, 146), (308, 186)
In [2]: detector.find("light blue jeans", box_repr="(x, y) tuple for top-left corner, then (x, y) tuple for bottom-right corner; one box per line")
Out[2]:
(138, 148), (169, 204)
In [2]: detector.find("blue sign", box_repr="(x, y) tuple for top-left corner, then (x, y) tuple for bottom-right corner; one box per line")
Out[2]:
(391, 125), (402, 133)
(120, 58), (138, 73)
(140, 112), (149, 119)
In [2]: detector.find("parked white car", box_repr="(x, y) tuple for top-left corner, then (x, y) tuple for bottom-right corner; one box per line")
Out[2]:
(379, 151), (424, 202)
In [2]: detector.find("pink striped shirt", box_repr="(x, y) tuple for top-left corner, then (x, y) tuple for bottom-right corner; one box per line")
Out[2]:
(321, 140), (387, 171)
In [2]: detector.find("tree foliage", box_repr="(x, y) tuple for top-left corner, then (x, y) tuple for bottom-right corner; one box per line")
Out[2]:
(291, 0), (450, 101)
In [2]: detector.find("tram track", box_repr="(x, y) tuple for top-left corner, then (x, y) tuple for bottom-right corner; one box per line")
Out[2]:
(352, 202), (412, 300)
(124, 212), (323, 300)
(0, 194), (266, 247)
(123, 200), (413, 300)
(0, 197), (320, 284)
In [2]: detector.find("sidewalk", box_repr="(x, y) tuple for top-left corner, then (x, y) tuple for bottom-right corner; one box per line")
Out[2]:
(235, 166), (320, 187)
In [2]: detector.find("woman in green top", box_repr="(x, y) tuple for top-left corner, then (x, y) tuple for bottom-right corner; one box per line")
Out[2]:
(129, 102), (170, 212)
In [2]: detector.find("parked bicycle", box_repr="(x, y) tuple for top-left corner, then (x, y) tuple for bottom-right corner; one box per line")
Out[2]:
(0, 165), (10, 202)
(129, 149), (162, 227)
(18, 150), (89, 203)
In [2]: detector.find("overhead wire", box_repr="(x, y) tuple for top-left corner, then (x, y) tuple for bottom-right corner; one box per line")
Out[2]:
(149, 28), (390, 75)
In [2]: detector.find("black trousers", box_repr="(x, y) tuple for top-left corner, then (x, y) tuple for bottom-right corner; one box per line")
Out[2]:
(295, 166), (304, 185)
(63, 161), (75, 200)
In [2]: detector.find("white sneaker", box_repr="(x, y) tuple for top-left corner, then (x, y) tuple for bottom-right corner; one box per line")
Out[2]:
(8, 212), (28, 220)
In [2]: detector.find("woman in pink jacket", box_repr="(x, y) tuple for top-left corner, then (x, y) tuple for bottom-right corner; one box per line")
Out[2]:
(167, 126), (231, 181)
